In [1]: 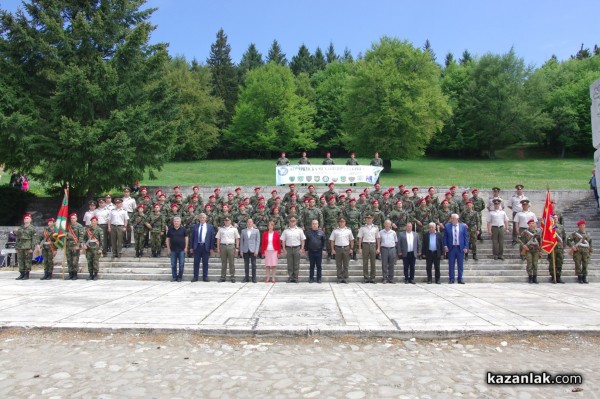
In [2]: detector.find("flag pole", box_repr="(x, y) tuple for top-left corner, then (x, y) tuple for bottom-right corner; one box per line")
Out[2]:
(60, 182), (69, 280)
(551, 249), (557, 283)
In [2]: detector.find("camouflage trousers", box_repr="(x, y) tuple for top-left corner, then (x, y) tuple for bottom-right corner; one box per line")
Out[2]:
(150, 232), (162, 255)
(17, 249), (32, 272)
(41, 247), (55, 274)
(468, 230), (478, 253)
(134, 231), (146, 253)
(86, 247), (102, 273)
(525, 250), (540, 276)
(66, 248), (81, 273)
(547, 249), (563, 275)
(573, 250), (590, 276)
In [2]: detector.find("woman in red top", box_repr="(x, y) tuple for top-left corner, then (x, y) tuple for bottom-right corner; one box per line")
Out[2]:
(261, 221), (281, 283)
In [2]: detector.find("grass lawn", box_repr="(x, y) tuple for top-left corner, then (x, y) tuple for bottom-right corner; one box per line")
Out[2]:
(138, 156), (592, 190)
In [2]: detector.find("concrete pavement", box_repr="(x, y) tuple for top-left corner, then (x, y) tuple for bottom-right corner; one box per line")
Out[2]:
(0, 274), (599, 337)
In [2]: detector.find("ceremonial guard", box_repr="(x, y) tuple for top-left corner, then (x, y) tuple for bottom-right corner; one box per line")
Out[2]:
(547, 214), (566, 283)
(329, 217), (354, 283)
(108, 198), (129, 258)
(83, 216), (103, 280)
(298, 151), (310, 165)
(343, 198), (362, 259)
(322, 196), (342, 260)
(39, 218), (57, 280)
(276, 152), (290, 166)
(568, 220), (593, 284)
(460, 201), (480, 260)
(519, 219), (542, 284)
(469, 189), (486, 241)
(130, 204), (148, 257)
(66, 213), (84, 280)
(322, 152), (335, 165)
(146, 203), (165, 257)
(346, 152), (359, 186)
(506, 184), (527, 244)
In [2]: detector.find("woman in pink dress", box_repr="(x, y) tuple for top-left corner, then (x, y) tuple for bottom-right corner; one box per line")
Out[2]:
(261, 221), (281, 283)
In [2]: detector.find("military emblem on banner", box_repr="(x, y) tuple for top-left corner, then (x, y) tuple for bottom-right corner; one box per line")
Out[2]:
(306, 176), (312, 182)
(332, 178), (338, 183)
(289, 176), (296, 182)
(322, 176), (330, 183)
(366, 176), (373, 183)
(314, 176), (321, 182)
(298, 176), (304, 182)
(340, 176), (347, 183)
(349, 177), (355, 183)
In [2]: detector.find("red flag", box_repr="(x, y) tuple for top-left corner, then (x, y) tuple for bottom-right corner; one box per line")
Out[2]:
(541, 190), (557, 253)
(53, 187), (69, 249)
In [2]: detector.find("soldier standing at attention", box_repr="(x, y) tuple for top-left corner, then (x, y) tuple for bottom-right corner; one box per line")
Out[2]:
(322, 152), (335, 165)
(322, 196), (343, 261)
(298, 151), (310, 165)
(95, 198), (110, 256)
(83, 200), (97, 227)
(122, 188), (137, 248)
(323, 182), (338, 203)
(130, 204), (148, 257)
(250, 187), (262, 208)
(346, 152), (359, 186)
(370, 151), (383, 184)
(83, 216), (103, 280)
(506, 184), (527, 245)
(146, 203), (165, 257)
(108, 198), (128, 259)
(276, 151), (290, 166)
(329, 217), (354, 284)
(66, 213), (84, 280)
(344, 198), (362, 259)
(460, 201), (480, 260)
(514, 199), (537, 258)
(486, 199), (510, 260)
(303, 198), (324, 234)
(215, 217), (240, 283)
(280, 216), (306, 283)
(15, 214), (38, 280)
(548, 214), (566, 283)
(39, 218), (57, 280)
(487, 187), (504, 211)
(568, 220), (593, 284)
(469, 189), (486, 241)
(520, 219), (542, 284)
(358, 213), (380, 284)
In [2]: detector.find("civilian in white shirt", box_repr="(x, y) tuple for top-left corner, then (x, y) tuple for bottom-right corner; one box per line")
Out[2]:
(487, 199), (510, 260)
(122, 187), (137, 248)
(379, 220), (398, 284)
(398, 222), (419, 284)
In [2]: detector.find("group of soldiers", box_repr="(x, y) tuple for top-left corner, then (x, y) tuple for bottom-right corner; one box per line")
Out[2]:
(276, 150), (384, 169)
(12, 180), (594, 284)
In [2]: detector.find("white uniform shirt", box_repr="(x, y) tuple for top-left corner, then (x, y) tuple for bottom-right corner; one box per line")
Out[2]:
(109, 208), (129, 226)
(514, 211), (537, 229)
(358, 224), (380, 243)
(280, 227), (306, 247)
(215, 225), (240, 244)
(329, 227), (354, 246)
(83, 210), (96, 226)
(95, 207), (110, 225)
(488, 209), (509, 227)
(122, 196), (137, 213)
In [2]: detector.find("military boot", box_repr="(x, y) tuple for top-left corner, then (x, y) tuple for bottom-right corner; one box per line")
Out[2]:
(556, 274), (564, 284)
(15, 272), (24, 280)
(23, 271), (29, 280)
(532, 275), (538, 284)
(528, 275), (532, 284)
(87, 273), (94, 281)
(47, 273), (53, 280)
(578, 275), (583, 284)
(472, 253), (478, 261)
(93, 272), (98, 281)
(582, 275), (589, 284)
(40, 271), (48, 280)
(72, 272), (78, 280)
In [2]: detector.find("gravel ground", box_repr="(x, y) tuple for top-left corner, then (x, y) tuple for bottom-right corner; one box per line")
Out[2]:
(0, 330), (597, 399)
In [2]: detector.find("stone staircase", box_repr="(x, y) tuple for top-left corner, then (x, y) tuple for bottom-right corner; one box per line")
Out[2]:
(23, 195), (599, 283)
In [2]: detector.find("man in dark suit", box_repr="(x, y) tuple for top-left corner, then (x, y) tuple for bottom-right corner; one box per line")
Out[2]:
(442, 213), (469, 284)
(421, 222), (443, 284)
(398, 222), (418, 284)
(190, 213), (215, 282)
(240, 218), (261, 283)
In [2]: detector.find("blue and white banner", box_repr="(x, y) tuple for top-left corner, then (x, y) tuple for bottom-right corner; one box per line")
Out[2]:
(276, 165), (383, 185)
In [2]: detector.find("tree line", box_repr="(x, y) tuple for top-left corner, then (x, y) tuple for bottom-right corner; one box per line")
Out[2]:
(0, 1), (599, 196)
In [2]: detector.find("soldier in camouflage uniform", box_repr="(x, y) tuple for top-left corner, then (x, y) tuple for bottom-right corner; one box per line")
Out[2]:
(276, 151), (290, 166)
(322, 152), (334, 165)
(469, 189), (486, 241)
(130, 204), (148, 257)
(253, 204), (270, 258)
(519, 219), (542, 284)
(302, 198), (324, 233)
(15, 213), (38, 280)
(369, 183), (383, 202)
(269, 207), (286, 233)
(442, 191), (459, 214)
(547, 214), (566, 284)
(323, 183), (338, 203)
(322, 196), (343, 260)
(368, 200), (384, 229)
(66, 213), (85, 280)
(185, 186), (202, 206)
(356, 193), (370, 214)
(344, 198), (362, 260)
(427, 187), (440, 209)
(282, 184), (298, 205)
(233, 203), (251, 234)
(166, 203), (182, 229)
(146, 204), (165, 257)
(410, 187), (421, 207)
(39, 218), (57, 280)
(568, 220), (593, 284)
(370, 152), (383, 184)
(414, 198), (435, 237)
(460, 201), (480, 260)
(437, 200), (453, 232)
(250, 187), (262, 209)
(345, 152), (359, 166)
(83, 216), (103, 280)
(402, 190), (415, 214)
(302, 184), (318, 202)
(457, 191), (470, 214)
(286, 206), (302, 229)
(215, 204), (234, 229)
(380, 191), (393, 216)
(388, 200), (409, 233)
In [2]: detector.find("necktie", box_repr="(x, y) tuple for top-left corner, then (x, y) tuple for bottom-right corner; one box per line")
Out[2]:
(199, 224), (204, 245)
(454, 225), (458, 245)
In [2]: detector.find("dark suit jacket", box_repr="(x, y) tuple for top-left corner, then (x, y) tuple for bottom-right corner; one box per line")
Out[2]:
(442, 222), (469, 251)
(421, 231), (443, 257)
(398, 230), (419, 256)
(191, 222), (215, 250)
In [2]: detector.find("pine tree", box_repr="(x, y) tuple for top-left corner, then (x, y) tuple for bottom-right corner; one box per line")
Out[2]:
(326, 42), (339, 63)
(444, 52), (455, 68)
(238, 43), (264, 82)
(313, 46), (327, 72)
(267, 39), (287, 65)
(290, 44), (314, 75)
(571, 43), (592, 59)
(342, 47), (354, 63)
(459, 50), (472, 65)
(207, 28), (239, 127)
(423, 39), (436, 62)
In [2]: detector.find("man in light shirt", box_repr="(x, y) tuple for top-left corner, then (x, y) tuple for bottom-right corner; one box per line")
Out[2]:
(487, 199), (510, 260)
(379, 220), (398, 284)
(506, 184), (527, 244)
(215, 217), (240, 283)
(281, 217), (306, 283)
(329, 217), (354, 284)
(358, 213), (380, 284)
(122, 187), (137, 248)
(398, 222), (418, 284)
(108, 198), (129, 259)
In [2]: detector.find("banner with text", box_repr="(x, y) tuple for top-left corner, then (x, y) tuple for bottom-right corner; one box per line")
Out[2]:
(276, 165), (383, 185)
